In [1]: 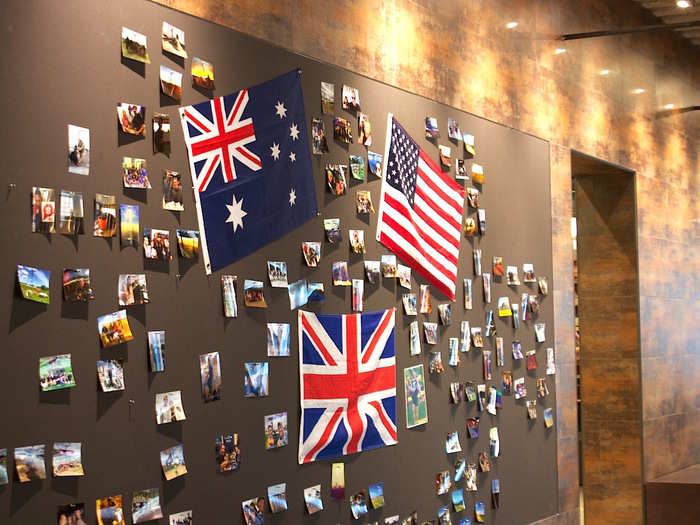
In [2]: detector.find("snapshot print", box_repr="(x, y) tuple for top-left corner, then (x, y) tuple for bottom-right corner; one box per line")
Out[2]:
(14, 445), (46, 482)
(341, 84), (360, 110)
(162, 170), (184, 211)
(242, 497), (265, 525)
(369, 482), (384, 509)
(326, 163), (347, 194)
(332, 261), (351, 286)
(267, 323), (290, 357)
(244, 279), (267, 308)
(324, 217), (341, 243)
(351, 491), (368, 520)
(264, 411), (288, 450)
(57, 503), (86, 525)
(67, 124), (90, 175)
(121, 26), (149, 63)
(302, 241), (321, 267)
(367, 150), (383, 178)
(122, 157), (151, 189)
(268, 483), (287, 513)
(358, 112), (372, 146)
(288, 279), (308, 310)
(404, 364), (428, 428)
(0, 449), (7, 485)
(333, 117), (352, 144)
(31, 186), (56, 234)
(52, 442), (84, 477)
(176, 229), (199, 258)
(39, 354), (76, 392)
(160, 65), (183, 101)
(155, 391), (186, 424)
(320, 81), (334, 113)
(160, 444), (187, 481)
(161, 21), (187, 58)
(199, 351), (222, 402)
(131, 488), (163, 524)
(215, 433), (240, 472)
(311, 117), (329, 155)
(96, 495), (126, 525)
(17, 264), (50, 304)
(192, 56), (215, 90)
(153, 113), (171, 156)
(118, 274), (149, 306)
(119, 204), (139, 247)
(267, 261), (288, 288)
(304, 485), (323, 515)
(117, 103), (146, 136)
(58, 190), (84, 235)
(148, 330), (166, 372)
(94, 193), (117, 237)
(244, 362), (269, 397)
(97, 310), (133, 348)
(97, 359), (125, 392)
(169, 510), (192, 525)
(221, 275), (238, 317)
(143, 228), (171, 260)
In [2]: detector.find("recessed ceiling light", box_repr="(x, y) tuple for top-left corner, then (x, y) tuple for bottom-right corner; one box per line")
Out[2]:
(676, 1), (691, 9)
(554, 48), (567, 55)
(599, 69), (610, 76)
(663, 103), (675, 110)
(506, 21), (518, 29)
(632, 88), (646, 95)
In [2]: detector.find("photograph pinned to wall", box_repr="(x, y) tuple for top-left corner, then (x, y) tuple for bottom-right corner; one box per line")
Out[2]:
(460, 320), (471, 352)
(471, 163), (485, 185)
(438, 504), (451, 524)
(397, 264), (411, 289)
(267, 323), (290, 357)
(544, 407), (554, 428)
(521, 292), (529, 321)
(302, 241), (321, 267)
(502, 371), (513, 395)
(333, 117), (353, 144)
(118, 274), (149, 306)
(511, 302), (520, 328)
(97, 359), (125, 392)
(331, 462), (345, 499)
(311, 118), (329, 155)
(535, 322), (546, 342)
(463, 132), (475, 158)
(143, 228), (171, 260)
(522, 263), (535, 283)
(439, 145), (452, 168)
(332, 261), (351, 286)
(39, 354), (75, 392)
(215, 433), (240, 472)
(265, 412), (288, 450)
(351, 491), (368, 520)
(288, 279), (309, 310)
(221, 275), (238, 318)
(132, 488), (163, 524)
(97, 310), (133, 348)
(326, 163), (348, 194)
(320, 81), (334, 114)
(538, 276), (549, 295)
(450, 382), (463, 403)
(268, 483), (287, 513)
(506, 265), (520, 286)
(491, 479), (501, 510)
(58, 190), (84, 235)
(119, 204), (139, 247)
(404, 364), (428, 428)
(169, 511), (192, 525)
(471, 326), (483, 348)
(485, 309), (496, 337)
(424, 322), (438, 345)
(537, 377), (549, 398)
(352, 279), (364, 312)
(307, 282), (325, 303)
(242, 497), (265, 525)
(358, 112), (372, 146)
(381, 254), (397, 278)
(454, 458), (466, 482)
(121, 26), (149, 63)
(479, 451), (491, 472)
(341, 84), (360, 110)
(514, 377), (527, 399)
(402, 293), (417, 315)
(304, 485), (323, 515)
(526, 350), (538, 371)
(324, 217), (341, 243)
(58, 503), (86, 525)
(17, 264), (50, 304)
(445, 431), (462, 454)
(31, 186), (56, 234)
(409, 320), (421, 356)
(465, 463), (478, 492)
(477, 208), (486, 234)
(369, 482), (384, 509)
(52, 442), (84, 477)
(473, 249), (482, 275)
(0, 448), (7, 485)
(244, 280), (267, 307)
(200, 352), (222, 402)
(267, 261), (288, 288)
(482, 273), (491, 303)
(244, 362), (269, 397)
(456, 159), (467, 180)
(546, 347), (556, 375)
(96, 495), (126, 525)
(466, 417), (480, 438)
(492, 256), (504, 277)
(191, 56), (215, 90)
(483, 351), (492, 381)
(160, 65), (182, 101)
(175, 229), (199, 258)
(449, 337), (459, 366)
(438, 303), (452, 325)
(367, 151), (383, 178)
(93, 193), (117, 238)
(14, 445), (46, 482)
(512, 340), (524, 360)
(419, 284), (431, 313)
(349, 155), (365, 181)
(529, 294), (540, 316)
(425, 117), (440, 139)
(429, 350), (444, 374)
(496, 337), (504, 367)
(349, 229), (365, 254)
(356, 189), (374, 214)
(161, 21), (187, 58)
(527, 399), (538, 419)
(475, 501), (486, 523)
(497, 296), (512, 317)
(463, 278), (473, 310)
(162, 170), (184, 211)
(67, 124), (89, 175)
(364, 260), (380, 284)
(122, 157), (151, 189)
(464, 382), (477, 403)
(452, 488), (465, 513)
(436, 471), (452, 495)
(116, 103), (146, 136)
(464, 216), (477, 236)
(160, 444), (187, 481)
(447, 117), (461, 140)
(467, 187), (480, 209)
(155, 390), (187, 424)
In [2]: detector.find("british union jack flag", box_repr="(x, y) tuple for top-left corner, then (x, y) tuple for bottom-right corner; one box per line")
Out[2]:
(298, 309), (397, 464)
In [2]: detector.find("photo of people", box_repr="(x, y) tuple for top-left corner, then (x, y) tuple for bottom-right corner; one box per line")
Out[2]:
(502, 371), (513, 394)
(538, 276), (549, 295)
(358, 112), (372, 146)
(349, 229), (365, 254)
(215, 433), (240, 472)
(121, 26), (149, 63)
(465, 464), (478, 491)
(169, 510), (192, 525)
(514, 377), (527, 399)
(445, 431), (462, 454)
(341, 84), (360, 110)
(97, 310), (133, 348)
(404, 364), (428, 428)
(118, 274), (149, 306)
(424, 322), (438, 345)
(324, 217), (341, 243)
(14, 444), (46, 482)
(302, 241), (320, 267)
(311, 118), (329, 155)
(122, 157), (151, 189)
(267, 323), (290, 357)
(288, 279), (308, 310)
(199, 352), (222, 402)
(456, 159), (467, 180)
(527, 399), (538, 419)
(471, 326), (483, 348)
(402, 293), (417, 315)
(529, 294), (540, 316)
(425, 117), (439, 139)
(244, 362), (269, 397)
(365, 260), (380, 284)
(0, 449), (8, 485)
(17, 264), (50, 304)
(429, 350), (444, 374)
(117, 103), (146, 136)
(160, 444), (187, 481)
(419, 284), (432, 313)
(143, 228), (171, 260)
(332, 261), (351, 286)
(320, 81), (334, 113)
(57, 503), (86, 525)
(148, 331), (166, 372)
(97, 360), (125, 392)
(132, 488), (163, 524)
(367, 150), (382, 178)
(267, 261), (288, 288)
(438, 303), (452, 325)
(52, 442), (84, 477)
(409, 320), (421, 356)
(369, 482), (384, 508)
(119, 204), (139, 247)
(161, 21), (187, 58)
(267, 483), (287, 513)
(506, 265), (520, 285)
(303, 485), (323, 514)
(39, 354), (75, 392)
(466, 417), (480, 438)
(351, 491), (368, 519)
(153, 113), (171, 156)
(436, 471), (452, 495)
(522, 263), (536, 282)
(96, 495), (125, 525)
(512, 340), (524, 359)
(349, 155), (365, 181)
(326, 163), (347, 194)
(192, 56), (215, 90)
(447, 117), (461, 140)
(31, 186), (56, 233)
(244, 279), (267, 307)
(94, 193), (117, 237)
(242, 497), (265, 525)
(333, 116), (353, 144)
(67, 124), (89, 175)
(537, 377), (549, 398)
(381, 254), (397, 278)
(58, 190), (84, 235)
(160, 65), (183, 101)
(162, 170), (184, 211)
(221, 275), (238, 317)
(155, 390), (186, 424)
(176, 229), (199, 258)
(264, 412), (288, 450)
(479, 451), (491, 472)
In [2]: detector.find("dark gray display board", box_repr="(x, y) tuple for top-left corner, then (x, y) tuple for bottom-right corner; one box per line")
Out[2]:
(0, 0), (556, 523)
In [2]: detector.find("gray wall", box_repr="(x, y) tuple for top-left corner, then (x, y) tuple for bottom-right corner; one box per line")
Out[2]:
(0, 0), (555, 523)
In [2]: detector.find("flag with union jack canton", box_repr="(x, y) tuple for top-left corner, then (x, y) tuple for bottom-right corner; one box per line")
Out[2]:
(179, 70), (318, 273)
(298, 309), (397, 464)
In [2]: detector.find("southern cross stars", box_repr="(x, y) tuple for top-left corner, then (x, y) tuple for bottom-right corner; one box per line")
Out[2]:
(270, 142), (280, 161)
(225, 194), (247, 233)
(275, 101), (287, 119)
(289, 152), (296, 162)
(289, 188), (296, 206)
(289, 123), (299, 140)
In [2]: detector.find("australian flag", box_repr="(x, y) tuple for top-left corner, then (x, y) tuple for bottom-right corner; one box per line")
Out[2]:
(180, 70), (318, 273)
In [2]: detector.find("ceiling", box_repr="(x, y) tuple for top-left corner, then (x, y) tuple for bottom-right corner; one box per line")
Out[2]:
(635, 1), (700, 47)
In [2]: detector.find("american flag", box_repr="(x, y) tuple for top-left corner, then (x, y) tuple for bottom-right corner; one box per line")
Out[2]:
(298, 309), (397, 464)
(376, 114), (465, 301)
